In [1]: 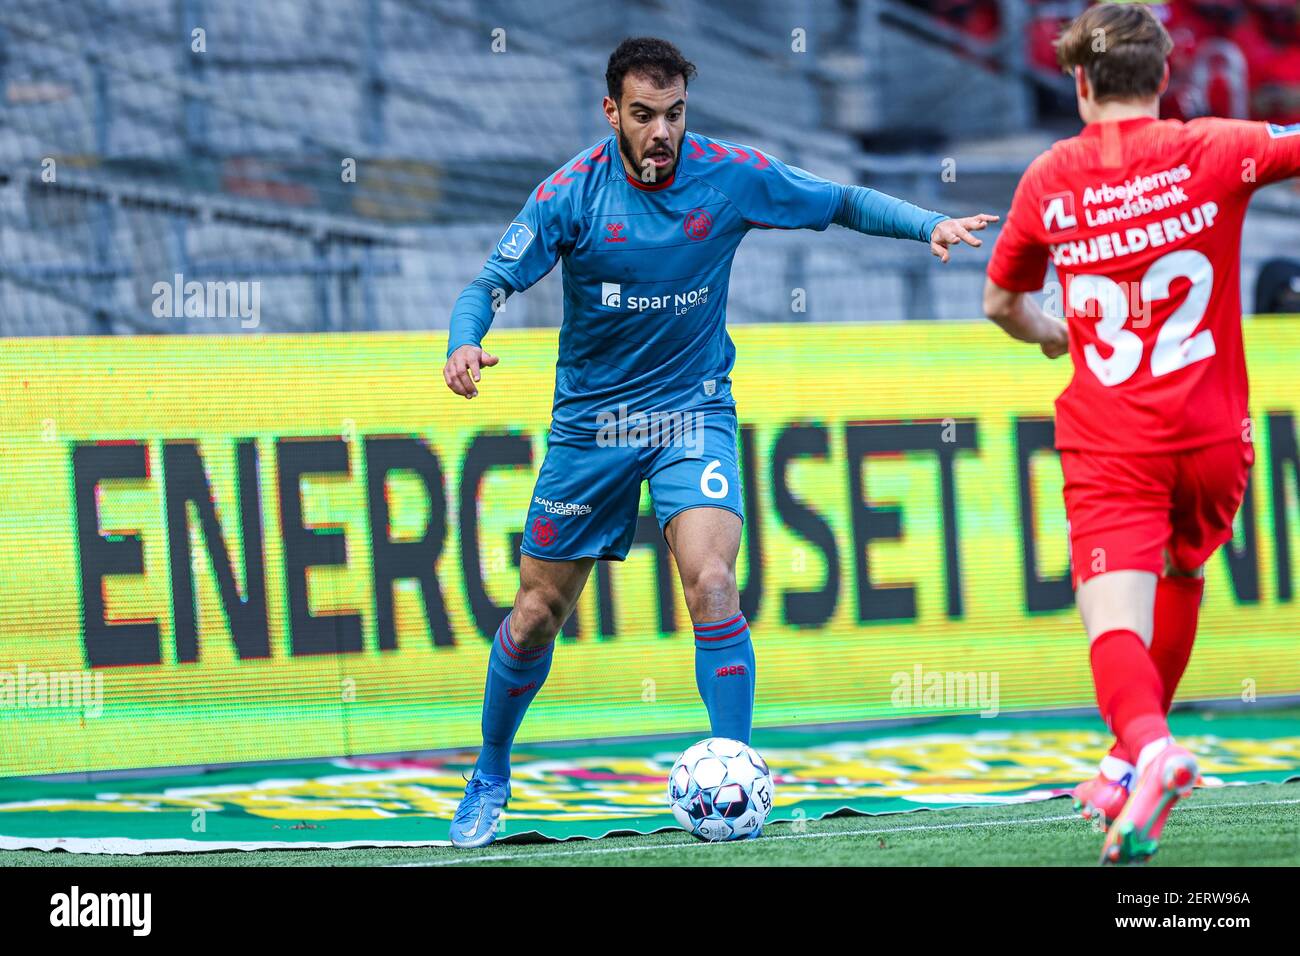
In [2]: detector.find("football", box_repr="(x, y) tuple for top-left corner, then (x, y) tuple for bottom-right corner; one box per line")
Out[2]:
(667, 737), (775, 841)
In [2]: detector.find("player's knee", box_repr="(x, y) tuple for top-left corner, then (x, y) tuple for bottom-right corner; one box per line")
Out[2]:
(683, 561), (738, 620)
(511, 587), (566, 647)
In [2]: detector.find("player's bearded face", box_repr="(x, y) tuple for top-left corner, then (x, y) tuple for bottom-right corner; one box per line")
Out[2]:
(612, 74), (687, 184)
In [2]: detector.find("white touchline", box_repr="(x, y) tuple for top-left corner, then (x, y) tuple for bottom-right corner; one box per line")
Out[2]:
(385, 815), (1080, 867)
(386, 797), (1300, 867)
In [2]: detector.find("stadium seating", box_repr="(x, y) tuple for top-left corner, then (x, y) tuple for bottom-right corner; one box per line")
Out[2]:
(0, 0), (1295, 336)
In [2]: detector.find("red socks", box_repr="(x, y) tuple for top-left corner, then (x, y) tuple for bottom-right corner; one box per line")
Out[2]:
(1150, 575), (1204, 712)
(1103, 576), (1204, 766)
(1090, 629), (1170, 759)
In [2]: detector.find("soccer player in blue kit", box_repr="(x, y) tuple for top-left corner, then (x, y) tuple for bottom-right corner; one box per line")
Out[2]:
(443, 37), (996, 847)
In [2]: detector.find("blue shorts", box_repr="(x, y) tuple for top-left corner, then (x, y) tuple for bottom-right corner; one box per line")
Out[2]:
(520, 407), (744, 561)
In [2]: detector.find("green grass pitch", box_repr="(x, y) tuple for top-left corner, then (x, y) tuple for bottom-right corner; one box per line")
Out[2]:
(2, 783), (1295, 867)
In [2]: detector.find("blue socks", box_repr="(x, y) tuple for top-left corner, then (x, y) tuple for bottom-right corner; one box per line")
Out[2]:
(693, 612), (755, 744)
(474, 614), (553, 779)
(475, 611), (753, 777)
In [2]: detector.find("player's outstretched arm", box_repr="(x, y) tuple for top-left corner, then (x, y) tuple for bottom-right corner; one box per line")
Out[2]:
(982, 279), (1068, 359)
(827, 184), (996, 262)
(929, 215), (1000, 263)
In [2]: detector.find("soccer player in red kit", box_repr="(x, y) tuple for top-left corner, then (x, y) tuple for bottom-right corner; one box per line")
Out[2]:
(983, 4), (1300, 864)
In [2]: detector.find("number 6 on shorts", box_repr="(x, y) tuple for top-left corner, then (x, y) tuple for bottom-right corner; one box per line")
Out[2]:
(700, 459), (729, 499)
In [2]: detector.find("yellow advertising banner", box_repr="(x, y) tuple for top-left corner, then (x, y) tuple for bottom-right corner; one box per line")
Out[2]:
(1, 321), (1297, 776)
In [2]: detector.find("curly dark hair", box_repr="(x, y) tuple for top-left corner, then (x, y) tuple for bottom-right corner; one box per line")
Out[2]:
(605, 37), (697, 101)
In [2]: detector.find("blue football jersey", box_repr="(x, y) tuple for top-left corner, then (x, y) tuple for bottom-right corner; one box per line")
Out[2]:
(472, 132), (843, 433)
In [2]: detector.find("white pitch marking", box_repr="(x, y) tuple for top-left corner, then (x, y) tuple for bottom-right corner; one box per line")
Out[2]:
(388, 815), (1080, 866)
(387, 796), (1300, 867)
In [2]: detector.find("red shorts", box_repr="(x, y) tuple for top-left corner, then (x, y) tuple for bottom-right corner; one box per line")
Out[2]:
(1061, 438), (1254, 586)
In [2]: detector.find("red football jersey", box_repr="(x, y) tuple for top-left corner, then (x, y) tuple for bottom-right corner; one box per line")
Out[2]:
(988, 116), (1300, 453)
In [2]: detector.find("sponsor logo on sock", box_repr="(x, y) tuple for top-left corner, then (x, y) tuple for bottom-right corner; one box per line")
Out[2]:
(507, 681), (538, 698)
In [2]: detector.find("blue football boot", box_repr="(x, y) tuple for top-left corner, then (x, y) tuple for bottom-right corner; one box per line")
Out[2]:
(449, 772), (511, 848)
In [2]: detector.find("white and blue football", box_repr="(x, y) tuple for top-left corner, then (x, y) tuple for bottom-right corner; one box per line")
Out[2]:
(668, 737), (774, 841)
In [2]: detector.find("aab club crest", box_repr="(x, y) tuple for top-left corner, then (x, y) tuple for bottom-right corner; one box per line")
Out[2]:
(683, 208), (712, 240)
(531, 516), (557, 547)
